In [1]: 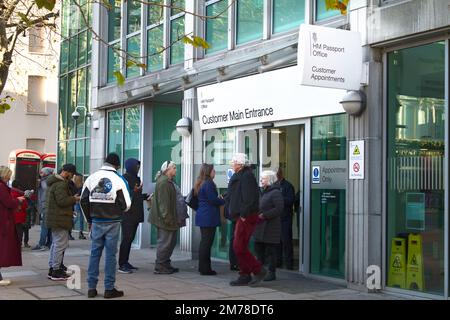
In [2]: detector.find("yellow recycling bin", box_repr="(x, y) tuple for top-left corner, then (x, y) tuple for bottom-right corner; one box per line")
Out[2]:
(406, 233), (424, 291)
(388, 237), (406, 289)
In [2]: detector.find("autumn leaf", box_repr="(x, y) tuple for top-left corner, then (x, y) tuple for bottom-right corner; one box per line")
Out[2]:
(18, 13), (33, 27)
(126, 60), (136, 68)
(113, 71), (125, 86)
(325, 0), (349, 14)
(35, 0), (56, 11)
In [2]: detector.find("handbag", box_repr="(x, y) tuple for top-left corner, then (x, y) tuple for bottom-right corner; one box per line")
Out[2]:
(185, 188), (199, 210)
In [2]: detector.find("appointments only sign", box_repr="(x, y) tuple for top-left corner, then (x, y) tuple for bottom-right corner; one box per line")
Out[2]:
(298, 24), (362, 90)
(349, 140), (364, 180)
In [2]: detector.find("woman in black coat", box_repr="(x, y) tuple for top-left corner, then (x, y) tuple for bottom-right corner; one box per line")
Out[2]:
(254, 170), (284, 281)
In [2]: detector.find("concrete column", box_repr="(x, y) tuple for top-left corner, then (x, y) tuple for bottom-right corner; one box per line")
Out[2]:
(346, 4), (383, 291)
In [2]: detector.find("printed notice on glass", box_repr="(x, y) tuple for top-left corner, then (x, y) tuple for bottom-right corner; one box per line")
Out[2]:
(349, 140), (364, 180)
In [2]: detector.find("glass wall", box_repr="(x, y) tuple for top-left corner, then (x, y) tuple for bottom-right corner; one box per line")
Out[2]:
(147, 0), (164, 72)
(204, 128), (236, 259)
(205, 0), (228, 54)
(273, 0), (305, 34)
(107, 0), (121, 83)
(107, 106), (141, 172)
(315, 0), (340, 21)
(387, 42), (445, 295)
(150, 105), (182, 245)
(58, 0), (91, 175)
(311, 114), (347, 278)
(236, 0), (263, 45)
(126, 0), (141, 78)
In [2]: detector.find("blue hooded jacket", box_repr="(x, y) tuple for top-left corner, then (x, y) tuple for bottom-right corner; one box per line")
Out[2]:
(123, 158), (145, 223)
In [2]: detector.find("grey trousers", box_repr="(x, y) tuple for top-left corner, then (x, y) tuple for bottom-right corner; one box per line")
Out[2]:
(155, 228), (177, 269)
(49, 228), (69, 270)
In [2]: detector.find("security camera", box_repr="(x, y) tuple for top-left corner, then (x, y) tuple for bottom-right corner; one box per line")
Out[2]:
(71, 110), (80, 121)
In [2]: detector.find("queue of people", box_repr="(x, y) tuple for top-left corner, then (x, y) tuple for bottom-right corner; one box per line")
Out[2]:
(0, 150), (298, 295)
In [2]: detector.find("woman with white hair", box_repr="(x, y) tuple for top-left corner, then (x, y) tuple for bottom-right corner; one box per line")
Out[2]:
(0, 166), (25, 286)
(254, 170), (284, 282)
(149, 160), (181, 274)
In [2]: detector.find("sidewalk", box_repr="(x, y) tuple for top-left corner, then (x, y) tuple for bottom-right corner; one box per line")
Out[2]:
(0, 226), (414, 300)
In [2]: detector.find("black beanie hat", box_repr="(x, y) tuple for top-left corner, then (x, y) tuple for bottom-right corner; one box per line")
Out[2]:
(105, 153), (121, 167)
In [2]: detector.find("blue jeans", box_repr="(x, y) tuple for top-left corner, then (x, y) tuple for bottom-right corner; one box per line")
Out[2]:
(87, 222), (121, 291)
(38, 219), (52, 247)
(73, 203), (84, 231)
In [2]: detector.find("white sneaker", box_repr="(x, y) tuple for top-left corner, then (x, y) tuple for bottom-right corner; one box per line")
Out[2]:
(0, 279), (12, 286)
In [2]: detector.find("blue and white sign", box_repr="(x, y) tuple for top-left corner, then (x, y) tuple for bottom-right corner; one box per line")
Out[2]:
(312, 166), (320, 184)
(227, 169), (234, 184)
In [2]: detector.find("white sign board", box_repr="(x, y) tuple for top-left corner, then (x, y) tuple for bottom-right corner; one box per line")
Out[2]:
(197, 66), (346, 130)
(349, 140), (364, 180)
(298, 24), (362, 91)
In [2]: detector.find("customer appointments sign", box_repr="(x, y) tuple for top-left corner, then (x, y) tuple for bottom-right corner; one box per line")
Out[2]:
(298, 24), (362, 90)
(349, 140), (364, 180)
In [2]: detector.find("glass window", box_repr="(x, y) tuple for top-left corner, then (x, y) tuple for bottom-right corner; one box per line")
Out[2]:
(387, 42), (445, 295)
(107, 42), (121, 83)
(127, 0), (141, 34)
(311, 114), (347, 279)
(148, 0), (164, 25)
(68, 72), (77, 140)
(273, 0), (305, 34)
(315, 0), (340, 21)
(147, 25), (164, 72)
(60, 40), (69, 74)
(236, 0), (263, 45)
(206, 0), (228, 54)
(126, 35), (141, 78)
(84, 139), (90, 175)
(170, 16), (185, 65)
(69, 1), (80, 36)
(76, 139), (85, 174)
(58, 76), (67, 141)
(124, 107), (141, 161)
(108, 110), (123, 158)
(171, 0), (185, 15)
(62, 0), (70, 38)
(78, 31), (87, 67)
(67, 140), (76, 164)
(68, 37), (78, 71)
(87, 31), (92, 63)
(108, 0), (121, 42)
(76, 69), (86, 138)
(58, 142), (66, 170)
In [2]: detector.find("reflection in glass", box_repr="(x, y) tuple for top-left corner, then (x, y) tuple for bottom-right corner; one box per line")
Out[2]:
(127, 0), (141, 34)
(148, 0), (164, 25)
(273, 0), (305, 34)
(126, 35), (141, 78)
(107, 42), (121, 83)
(147, 25), (164, 72)
(170, 17), (185, 65)
(387, 42), (445, 295)
(108, 0), (121, 41)
(124, 107), (141, 161)
(315, 0), (340, 21)
(236, 0), (263, 45)
(206, 0), (228, 54)
(108, 110), (123, 159)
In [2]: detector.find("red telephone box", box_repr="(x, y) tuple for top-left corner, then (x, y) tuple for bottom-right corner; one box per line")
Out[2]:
(8, 149), (42, 195)
(41, 153), (56, 169)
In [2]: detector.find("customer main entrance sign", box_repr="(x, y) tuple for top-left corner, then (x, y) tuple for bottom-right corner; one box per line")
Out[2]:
(298, 24), (363, 91)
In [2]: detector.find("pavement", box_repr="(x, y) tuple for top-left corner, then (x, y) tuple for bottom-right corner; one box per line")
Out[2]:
(0, 227), (418, 300)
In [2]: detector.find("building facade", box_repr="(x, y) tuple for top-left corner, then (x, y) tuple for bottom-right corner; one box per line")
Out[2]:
(57, 0), (450, 299)
(0, 11), (60, 163)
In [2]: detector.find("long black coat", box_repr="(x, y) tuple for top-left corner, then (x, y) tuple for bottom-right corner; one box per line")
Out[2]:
(254, 185), (284, 244)
(225, 166), (259, 218)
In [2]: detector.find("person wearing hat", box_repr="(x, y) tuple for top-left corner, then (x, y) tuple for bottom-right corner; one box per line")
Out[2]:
(81, 153), (131, 299)
(32, 167), (55, 251)
(45, 163), (80, 281)
(0, 166), (25, 286)
(225, 153), (267, 286)
(149, 160), (180, 275)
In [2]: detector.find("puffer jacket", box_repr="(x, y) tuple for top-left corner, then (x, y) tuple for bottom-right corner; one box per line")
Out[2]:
(225, 166), (259, 218)
(45, 174), (76, 230)
(254, 184), (284, 244)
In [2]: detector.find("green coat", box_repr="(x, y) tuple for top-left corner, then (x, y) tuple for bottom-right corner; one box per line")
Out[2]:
(45, 175), (76, 230)
(149, 175), (178, 231)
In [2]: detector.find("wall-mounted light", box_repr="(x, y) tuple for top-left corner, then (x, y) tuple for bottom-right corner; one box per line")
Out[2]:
(340, 90), (366, 116)
(176, 117), (192, 137)
(71, 105), (93, 121)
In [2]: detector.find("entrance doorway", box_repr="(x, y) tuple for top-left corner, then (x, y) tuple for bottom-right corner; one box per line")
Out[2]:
(236, 123), (306, 272)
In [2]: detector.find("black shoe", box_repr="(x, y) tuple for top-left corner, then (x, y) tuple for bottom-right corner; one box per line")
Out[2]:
(264, 272), (276, 282)
(200, 270), (217, 276)
(249, 267), (268, 286)
(229, 275), (252, 286)
(69, 234), (75, 241)
(104, 288), (124, 299)
(125, 262), (139, 271)
(60, 264), (68, 272)
(118, 265), (133, 274)
(79, 232), (86, 240)
(50, 269), (71, 281)
(169, 266), (179, 273)
(88, 289), (97, 298)
(47, 268), (53, 279)
(154, 267), (174, 275)
(230, 265), (240, 271)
